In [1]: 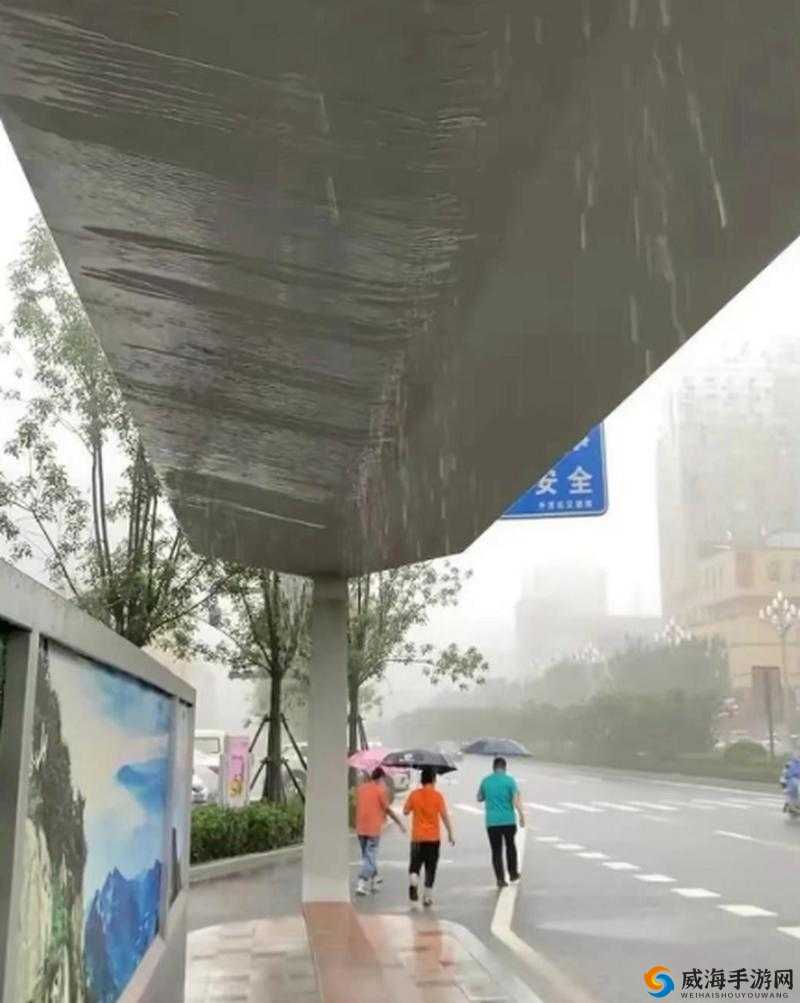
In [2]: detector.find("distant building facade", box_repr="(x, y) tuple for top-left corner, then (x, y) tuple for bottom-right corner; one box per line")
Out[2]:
(514, 564), (660, 672)
(677, 540), (800, 698)
(657, 341), (800, 702)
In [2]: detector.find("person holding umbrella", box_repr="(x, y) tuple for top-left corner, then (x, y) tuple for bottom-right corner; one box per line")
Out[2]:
(477, 756), (525, 888)
(403, 766), (455, 907)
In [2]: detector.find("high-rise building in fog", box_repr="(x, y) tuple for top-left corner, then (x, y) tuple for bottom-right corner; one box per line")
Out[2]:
(513, 564), (660, 674)
(657, 341), (800, 696)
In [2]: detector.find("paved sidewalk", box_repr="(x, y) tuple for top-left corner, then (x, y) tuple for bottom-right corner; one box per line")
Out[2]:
(186, 904), (540, 1002)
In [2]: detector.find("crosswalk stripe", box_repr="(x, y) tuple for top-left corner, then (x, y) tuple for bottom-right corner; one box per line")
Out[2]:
(693, 799), (749, 809)
(577, 851), (609, 860)
(627, 802), (678, 812)
(455, 803), (483, 815)
(672, 887), (720, 899)
(603, 861), (640, 871)
(593, 801), (640, 813)
(778, 926), (800, 940)
(719, 904), (777, 918)
(635, 874), (675, 883)
(535, 836), (562, 843)
(554, 843), (585, 851)
(559, 802), (604, 813)
(525, 801), (566, 814)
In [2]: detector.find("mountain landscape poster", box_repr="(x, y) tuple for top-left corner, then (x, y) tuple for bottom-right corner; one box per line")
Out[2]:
(18, 641), (172, 1003)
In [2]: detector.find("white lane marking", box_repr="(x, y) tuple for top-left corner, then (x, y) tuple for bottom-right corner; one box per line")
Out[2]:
(778, 926), (800, 940)
(635, 874), (675, 883)
(559, 802), (604, 813)
(554, 843), (585, 851)
(692, 799), (749, 810)
(718, 904), (777, 918)
(663, 800), (715, 810)
(525, 801), (566, 814)
(627, 801), (678, 812)
(535, 836), (562, 843)
(651, 778), (776, 797)
(577, 851), (609, 860)
(602, 862), (640, 871)
(593, 801), (640, 813)
(490, 827), (595, 1003)
(455, 803), (483, 815)
(715, 829), (800, 853)
(672, 888), (721, 899)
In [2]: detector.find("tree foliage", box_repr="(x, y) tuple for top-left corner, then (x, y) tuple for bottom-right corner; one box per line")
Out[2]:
(347, 561), (488, 753)
(607, 635), (728, 698)
(527, 657), (602, 707)
(0, 218), (226, 649)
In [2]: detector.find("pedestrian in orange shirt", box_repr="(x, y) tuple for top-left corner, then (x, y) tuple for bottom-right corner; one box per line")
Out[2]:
(403, 767), (455, 907)
(355, 767), (405, 896)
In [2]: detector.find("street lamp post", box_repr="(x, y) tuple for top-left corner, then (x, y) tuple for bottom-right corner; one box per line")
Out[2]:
(758, 590), (798, 710)
(655, 617), (693, 647)
(573, 643), (607, 696)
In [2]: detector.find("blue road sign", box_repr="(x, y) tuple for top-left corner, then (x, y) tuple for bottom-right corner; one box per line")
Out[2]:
(502, 424), (608, 519)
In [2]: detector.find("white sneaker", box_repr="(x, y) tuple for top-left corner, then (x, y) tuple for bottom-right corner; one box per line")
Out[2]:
(356, 880), (369, 896)
(371, 875), (383, 892)
(422, 891), (433, 907)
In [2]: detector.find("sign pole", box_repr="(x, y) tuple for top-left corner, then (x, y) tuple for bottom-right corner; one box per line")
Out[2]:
(765, 672), (775, 761)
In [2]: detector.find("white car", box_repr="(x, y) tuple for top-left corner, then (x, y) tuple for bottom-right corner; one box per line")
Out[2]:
(194, 729), (225, 802)
(191, 773), (209, 805)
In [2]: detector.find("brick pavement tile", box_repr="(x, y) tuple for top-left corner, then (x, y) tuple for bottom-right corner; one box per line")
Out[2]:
(415, 988), (471, 1003)
(451, 961), (491, 983)
(459, 981), (509, 1003)
(414, 974), (461, 987)
(188, 907), (531, 1003)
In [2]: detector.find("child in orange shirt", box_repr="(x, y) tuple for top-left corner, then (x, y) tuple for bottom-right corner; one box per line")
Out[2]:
(403, 767), (455, 907)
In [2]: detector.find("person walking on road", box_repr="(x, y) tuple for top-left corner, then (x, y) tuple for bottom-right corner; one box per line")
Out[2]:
(403, 766), (455, 907)
(355, 767), (405, 896)
(477, 756), (525, 888)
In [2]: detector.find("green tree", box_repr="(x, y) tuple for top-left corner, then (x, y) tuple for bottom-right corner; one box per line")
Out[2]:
(528, 656), (602, 707)
(347, 562), (488, 755)
(608, 636), (729, 698)
(0, 218), (228, 649)
(205, 567), (310, 802)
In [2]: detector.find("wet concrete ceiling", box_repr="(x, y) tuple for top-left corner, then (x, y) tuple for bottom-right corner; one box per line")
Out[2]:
(1, 1), (800, 576)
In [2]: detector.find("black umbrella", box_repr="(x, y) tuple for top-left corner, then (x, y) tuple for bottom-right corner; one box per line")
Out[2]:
(461, 737), (532, 757)
(381, 748), (457, 774)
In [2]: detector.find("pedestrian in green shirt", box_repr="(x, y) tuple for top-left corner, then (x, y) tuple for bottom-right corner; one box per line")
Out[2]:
(477, 756), (525, 888)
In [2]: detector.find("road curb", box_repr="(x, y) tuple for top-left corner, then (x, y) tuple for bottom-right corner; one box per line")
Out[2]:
(437, 919), (544, 1003)
(189, 844), (303, 884)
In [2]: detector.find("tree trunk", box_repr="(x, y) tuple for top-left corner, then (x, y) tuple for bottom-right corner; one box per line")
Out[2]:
(263, 672), (284, 803)
(350, 678), (362, 786)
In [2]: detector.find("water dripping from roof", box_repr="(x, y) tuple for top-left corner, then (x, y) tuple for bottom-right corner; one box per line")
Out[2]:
(708, 157), (728, 229)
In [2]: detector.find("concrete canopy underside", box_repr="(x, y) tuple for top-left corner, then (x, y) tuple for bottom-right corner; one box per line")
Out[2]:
(1, 2), (799, 576)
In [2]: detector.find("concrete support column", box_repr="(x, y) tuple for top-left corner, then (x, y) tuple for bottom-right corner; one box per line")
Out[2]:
(302, 576), (349, 902)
